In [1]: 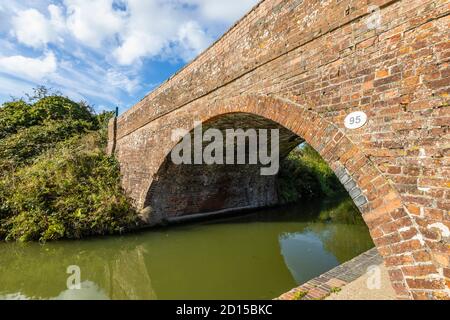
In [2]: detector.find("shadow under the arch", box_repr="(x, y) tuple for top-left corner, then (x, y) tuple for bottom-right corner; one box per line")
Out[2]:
(143, 112), (306, 225)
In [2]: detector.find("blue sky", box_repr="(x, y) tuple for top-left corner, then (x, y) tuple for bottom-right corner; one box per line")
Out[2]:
(0, 0), (258, 113)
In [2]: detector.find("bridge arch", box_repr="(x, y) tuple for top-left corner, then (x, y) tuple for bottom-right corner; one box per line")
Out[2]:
(126, 95), (445, 300)
(142, 95), (399, 219)
(109, 0), (450, 300)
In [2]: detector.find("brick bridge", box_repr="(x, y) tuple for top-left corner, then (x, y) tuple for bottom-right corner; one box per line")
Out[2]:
(108, 0), (450, 299)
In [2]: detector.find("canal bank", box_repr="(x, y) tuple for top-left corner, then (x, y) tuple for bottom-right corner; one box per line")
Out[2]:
(326, 262), (395, 300)
(277, 248), (396, 300)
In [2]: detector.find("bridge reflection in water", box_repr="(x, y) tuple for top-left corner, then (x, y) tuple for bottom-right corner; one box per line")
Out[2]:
(0, 199), (373, 300)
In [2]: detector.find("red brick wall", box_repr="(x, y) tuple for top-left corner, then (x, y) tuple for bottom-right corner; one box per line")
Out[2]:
(109, 0), (450, 299)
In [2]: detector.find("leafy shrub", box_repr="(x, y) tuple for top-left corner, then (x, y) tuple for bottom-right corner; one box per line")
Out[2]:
(0, 89), (137, 242)
(0, 95), (95, 140)
(0, 100), (34, 139)
(32, 96), (94, 123)
(0, 132), (137, 242)
(0, 119), (96, 174)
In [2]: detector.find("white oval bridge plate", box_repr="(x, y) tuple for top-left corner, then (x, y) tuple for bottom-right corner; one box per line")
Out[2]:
(344, 111), (368, 130)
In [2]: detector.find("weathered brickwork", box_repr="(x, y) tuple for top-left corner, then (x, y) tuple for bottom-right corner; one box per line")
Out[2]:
(109, 0), (450, 299)
(147, 162), (278, 218)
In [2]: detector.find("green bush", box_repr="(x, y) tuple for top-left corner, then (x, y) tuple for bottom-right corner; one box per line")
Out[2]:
(277, 144), (346, 204)
(0, 90), (137, 242)
(0, 132), (138, 242)
(32, 96), (94, 123)
(0, 95), (95, 140)
(0, 100), (34, 139)
(0, 119), (96, 174)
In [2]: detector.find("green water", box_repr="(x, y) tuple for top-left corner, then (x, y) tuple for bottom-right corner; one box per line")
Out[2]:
(0, 199), (374, 300)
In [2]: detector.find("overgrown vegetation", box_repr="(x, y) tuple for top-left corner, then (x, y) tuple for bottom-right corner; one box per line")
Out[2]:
(0, 87), (137, 242)
(277, 144), (347, 204)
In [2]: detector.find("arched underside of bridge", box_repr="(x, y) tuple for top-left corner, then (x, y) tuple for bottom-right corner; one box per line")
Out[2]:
(144, 112), (304, 217)
(113, 95), (448, 300)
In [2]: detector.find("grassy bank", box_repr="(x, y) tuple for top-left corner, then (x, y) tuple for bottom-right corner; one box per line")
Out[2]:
(0, 89), (137, 242)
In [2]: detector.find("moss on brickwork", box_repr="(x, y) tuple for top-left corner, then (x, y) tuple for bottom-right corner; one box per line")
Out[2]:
(292, 290), (308, 300)
(0, 89), (138, 242)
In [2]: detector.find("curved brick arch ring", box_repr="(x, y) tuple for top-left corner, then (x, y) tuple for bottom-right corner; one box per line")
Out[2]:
(125, 95), (445, 299)
(142, 95), (401, 219)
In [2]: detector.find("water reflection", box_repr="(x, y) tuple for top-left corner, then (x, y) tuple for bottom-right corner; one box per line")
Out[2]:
(280, 232), (338, 285)
(0, 199), (374, 300)
(53, 281), (109, 300)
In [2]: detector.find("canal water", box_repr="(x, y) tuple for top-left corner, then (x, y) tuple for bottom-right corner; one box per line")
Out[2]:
(0, 198), (374, 300)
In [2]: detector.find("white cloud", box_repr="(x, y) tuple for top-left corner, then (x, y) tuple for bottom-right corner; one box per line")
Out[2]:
(65, 0), (124, 48)
(113, 0), (178, 65)
(113, 0), (212, 65)
(114, 32), (164, 65)
(8, 0), (258, 64)
(11, 4), (66, 48)
(12, 8), (56, 48)
(112, 0), (258, 65)
(106, 69), (140, 93)
(48, 4), (67, 34)
(0, 52), (57, 80)
(0, 0), (260, 109)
